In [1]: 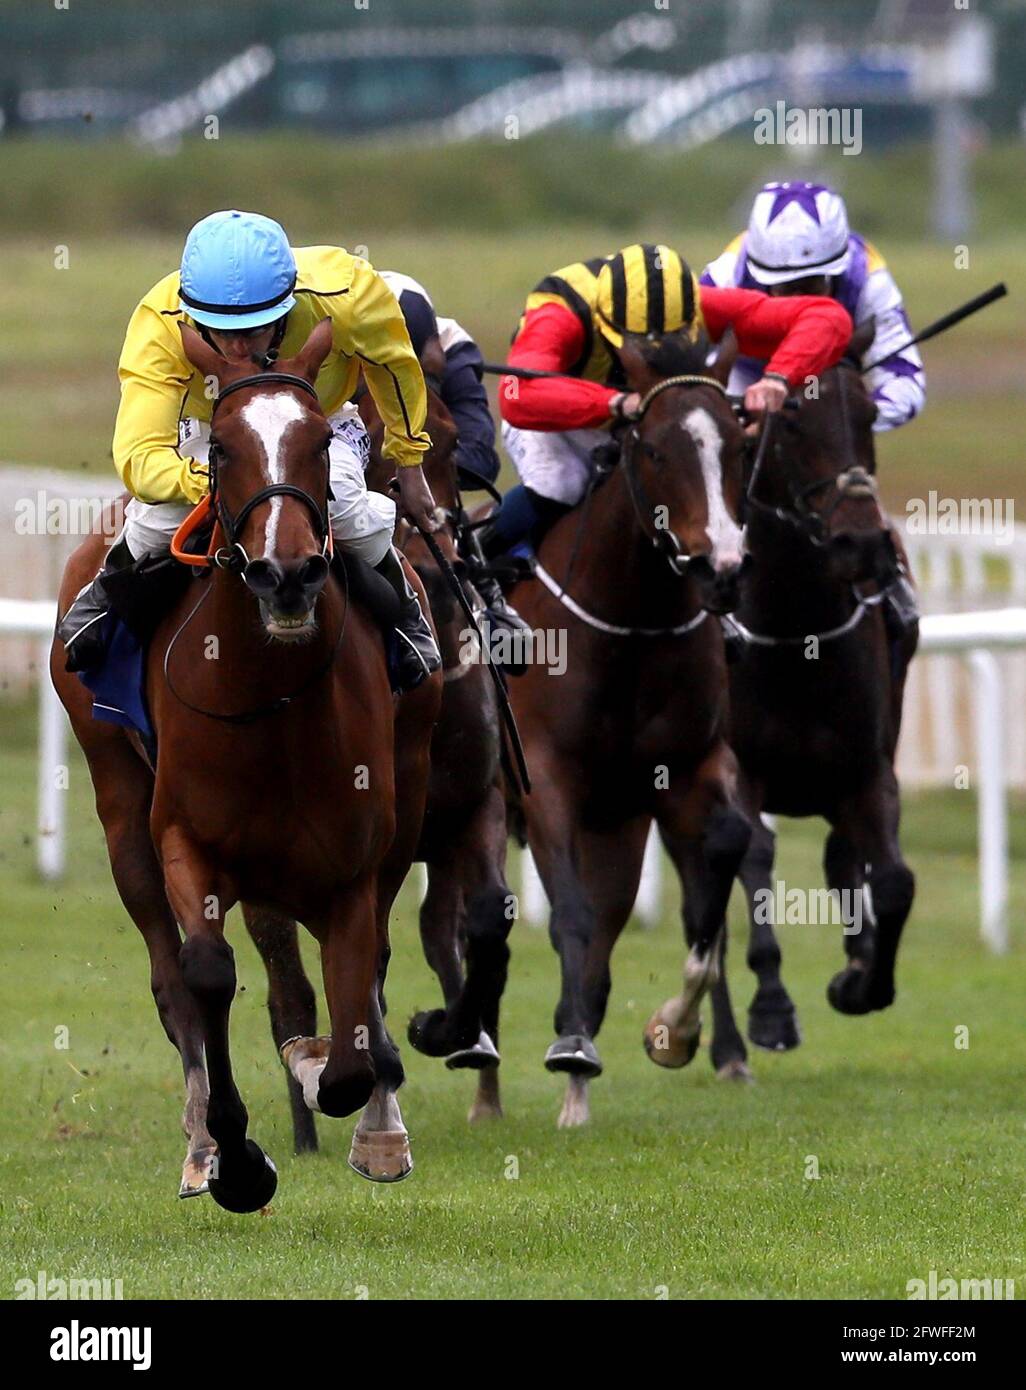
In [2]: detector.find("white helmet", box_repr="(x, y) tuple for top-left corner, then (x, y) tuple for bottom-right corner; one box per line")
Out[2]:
(745, 182), (850, 286)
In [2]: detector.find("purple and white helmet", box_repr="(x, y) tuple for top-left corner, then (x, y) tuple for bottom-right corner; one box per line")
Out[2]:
(745, 182), (850, 286)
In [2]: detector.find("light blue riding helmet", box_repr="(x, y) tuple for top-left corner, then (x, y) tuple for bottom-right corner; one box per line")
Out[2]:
(179, 209), (297, 331)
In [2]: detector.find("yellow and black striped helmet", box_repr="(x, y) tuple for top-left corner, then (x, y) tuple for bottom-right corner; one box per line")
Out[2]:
(595, 244), (702, 348)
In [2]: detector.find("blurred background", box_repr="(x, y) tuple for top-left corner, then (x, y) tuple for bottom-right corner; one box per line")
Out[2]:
(1, 0), (1023, 903)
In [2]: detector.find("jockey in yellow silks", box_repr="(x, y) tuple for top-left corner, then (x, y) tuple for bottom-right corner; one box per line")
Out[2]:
(59, 209), (441, 689)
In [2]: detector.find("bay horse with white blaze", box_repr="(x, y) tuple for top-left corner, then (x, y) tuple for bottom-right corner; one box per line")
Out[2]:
(52, 321), (441, 1209)
(507, 339), (753, 1127)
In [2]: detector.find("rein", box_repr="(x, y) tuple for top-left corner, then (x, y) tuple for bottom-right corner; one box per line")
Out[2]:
(723, 580), (894, 649)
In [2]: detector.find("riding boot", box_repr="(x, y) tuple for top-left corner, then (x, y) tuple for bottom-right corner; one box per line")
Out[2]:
(883, 572), (920, 641)
(374, 546), (441, 691)
(57, 538), (134, 673)
(458, 517), (531, 676)
(479, 485), (571, 560)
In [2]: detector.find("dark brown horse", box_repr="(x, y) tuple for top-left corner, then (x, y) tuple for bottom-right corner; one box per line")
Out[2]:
(715, 352), (917, 1063)
(506, 340), (753, 1126)
(52, 321), (441, 1208)
(361, 385), (514, 1123)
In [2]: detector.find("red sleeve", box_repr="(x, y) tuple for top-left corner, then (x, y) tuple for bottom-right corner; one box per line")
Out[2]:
(500, 303), (617, 430)
(699, 286), (852, 388)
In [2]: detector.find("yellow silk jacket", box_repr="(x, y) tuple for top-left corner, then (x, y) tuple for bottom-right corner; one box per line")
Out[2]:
(113, 246), (431, 505)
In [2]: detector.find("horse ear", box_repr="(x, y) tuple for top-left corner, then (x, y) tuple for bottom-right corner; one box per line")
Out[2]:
(290, 317), (334, 383)
(615, 337), (658, 393)
(180, 323), (225, 383)
(708, 328), (737, 386)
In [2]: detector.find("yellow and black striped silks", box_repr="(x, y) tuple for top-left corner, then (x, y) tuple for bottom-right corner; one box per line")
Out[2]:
(518, 246), (704, 386)
(596, 244), (703, 349)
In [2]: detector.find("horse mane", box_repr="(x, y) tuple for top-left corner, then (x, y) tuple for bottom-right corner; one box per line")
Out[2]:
(623, 329), (712, 380)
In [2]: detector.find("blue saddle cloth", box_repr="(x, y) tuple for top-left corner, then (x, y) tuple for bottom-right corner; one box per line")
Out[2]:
(77, 610), (403, 743)
(77, 616), (157, 760)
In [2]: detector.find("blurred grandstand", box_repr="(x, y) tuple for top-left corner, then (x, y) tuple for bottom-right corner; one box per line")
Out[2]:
(1, 2), (1020, 140)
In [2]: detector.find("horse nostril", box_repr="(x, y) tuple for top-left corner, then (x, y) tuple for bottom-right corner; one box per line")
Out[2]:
(297, 554), (330, 593)
(243, 558), (282, 596)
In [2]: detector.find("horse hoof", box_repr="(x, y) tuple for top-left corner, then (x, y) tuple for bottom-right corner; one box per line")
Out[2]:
(748, 1006), (802, 1052)
(446, 1031), (500, 1071)
(544, 1035), (603, 1078)
(178, 1145), (216, 1199)
(827, 966), (873, 1016)
(716, 1058), (755, 1083)
(643, 1004), (700, 1068)
(407, 1009), (451, 1058)
(207, 1140), (277, 1214)
(348, 1129), (413, 1183)
(468, 1097), (504, 1123)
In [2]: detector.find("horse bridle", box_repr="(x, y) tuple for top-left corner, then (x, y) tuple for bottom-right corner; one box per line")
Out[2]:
(207, 372), (332, 571)
(164, 370), (346, 724)
(619, 373), (733, 577)
(743, 362), (878, 546)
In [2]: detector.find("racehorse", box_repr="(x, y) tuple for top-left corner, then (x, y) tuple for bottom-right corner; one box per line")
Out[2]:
(361, 380), (515, 1123)
(51, 320), (441, 1209)
(713, 344), (917, 1063)
(209, 374), (516, 1133)
(506, 337), (753, 1126)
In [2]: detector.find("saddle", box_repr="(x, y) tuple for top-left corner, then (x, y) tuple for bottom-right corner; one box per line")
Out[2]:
(85, 510), (406, 751)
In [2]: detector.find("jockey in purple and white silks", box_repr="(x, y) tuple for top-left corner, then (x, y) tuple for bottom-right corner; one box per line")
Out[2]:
(701, 181), (925, 432)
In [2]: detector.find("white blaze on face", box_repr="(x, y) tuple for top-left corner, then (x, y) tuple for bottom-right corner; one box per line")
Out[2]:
(238, 392), (307, 555)
(682, 406), (743, 572)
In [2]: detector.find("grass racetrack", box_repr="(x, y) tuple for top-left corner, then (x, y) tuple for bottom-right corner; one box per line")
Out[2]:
(1, 700), (1023, 1300)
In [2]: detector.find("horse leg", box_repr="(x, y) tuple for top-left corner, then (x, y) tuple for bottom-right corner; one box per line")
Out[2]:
(163, 829), (277, 1215)
(290, 880), (379, 1126)
(553, 819), (648, 1127)
(407, 848), (468, 1056)
(707, 932), (752, 1081)
(349, 975), (411, 1182)
(240, 906), (318, 1155)
(446, 785), (513, 1083)
(827, 766), (915, 1015)
(645, 744), (752, 1069)
(71, 715), (215, 1197)
(656, 821), (750, 1080)
(524, 756), (603, 1079)
(743, 814), (802, 1052)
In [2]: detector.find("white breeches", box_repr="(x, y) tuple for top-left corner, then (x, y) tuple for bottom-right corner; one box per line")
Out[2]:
(500, 421), (608, 507)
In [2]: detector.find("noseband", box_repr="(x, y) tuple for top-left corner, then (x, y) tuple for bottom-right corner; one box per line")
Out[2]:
(208, 372), (332, 571)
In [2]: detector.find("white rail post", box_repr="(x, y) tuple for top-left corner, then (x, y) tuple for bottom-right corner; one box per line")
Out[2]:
(967, 649), (1007, 953)
(634, 824), (663, 926)
(520, 848), (547, 927)
(37, 638), (67, 881)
